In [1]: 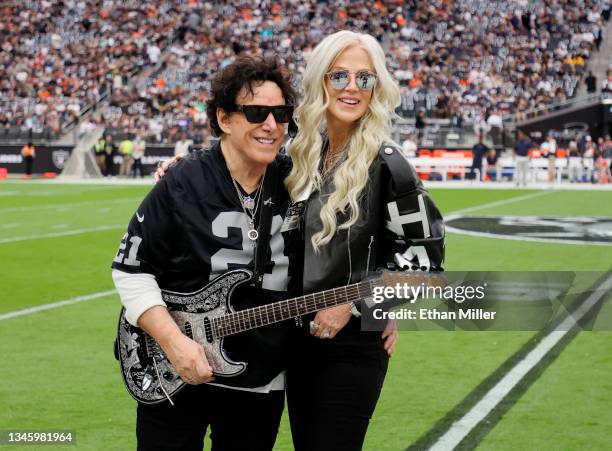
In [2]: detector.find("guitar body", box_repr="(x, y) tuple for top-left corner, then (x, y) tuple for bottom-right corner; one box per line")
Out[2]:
(116, 266), (437, 405)
(116, 269), (253, 404)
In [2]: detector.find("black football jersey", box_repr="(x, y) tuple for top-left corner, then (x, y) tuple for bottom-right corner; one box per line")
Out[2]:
(112, 141), (300, 387)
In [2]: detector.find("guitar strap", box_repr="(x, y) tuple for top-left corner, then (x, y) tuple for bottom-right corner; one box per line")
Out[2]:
(251, 160), (278, 288)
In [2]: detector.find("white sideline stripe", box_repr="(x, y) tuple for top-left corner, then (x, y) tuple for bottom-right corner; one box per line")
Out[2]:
(0, 197), (141, 213)
(445, 191), (552, 221)
(0, 224), (124, 244)
(428, 273), (612, 451)
(444, 225), (612, 247)
(0, 289), (117, 321)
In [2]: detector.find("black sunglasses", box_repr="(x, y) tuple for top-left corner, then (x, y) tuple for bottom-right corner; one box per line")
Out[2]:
(326, 69), (378, 91)
(234, 105), (294, 124)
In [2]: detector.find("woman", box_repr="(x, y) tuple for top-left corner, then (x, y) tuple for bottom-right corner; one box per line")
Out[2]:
(284, 31), (444, 451)
(156, 31), (444, 449)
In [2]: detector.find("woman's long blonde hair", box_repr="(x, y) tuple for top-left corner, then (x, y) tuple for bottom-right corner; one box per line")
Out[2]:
(284, 30), (401, 251)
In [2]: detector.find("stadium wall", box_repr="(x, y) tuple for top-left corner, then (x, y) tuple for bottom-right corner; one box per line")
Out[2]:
(0, 145), (175, 176)
(517, 99), (612, 142)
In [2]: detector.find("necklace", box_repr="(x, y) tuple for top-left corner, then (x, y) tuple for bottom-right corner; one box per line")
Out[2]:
(230, 172), (265, 241)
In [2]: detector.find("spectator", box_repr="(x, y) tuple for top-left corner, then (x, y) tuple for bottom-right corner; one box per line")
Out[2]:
(470, 134), (489, 181)
(174, 133), (193, 156)
(401, 133), (417, 158)
(514, 130), (532, 186)
(20, 141), (35, 177)
(415, 109), (426, 141)
(132, 134), (146, 178)
(583, 136), (596, 182)
(585, 71), (598, 93)
(567, 139), (582, 183)
(93, 135), (107, 175)
(119, 136), (134, 177)
(485, 147), (501, 181)
(103, 134), (116, 177)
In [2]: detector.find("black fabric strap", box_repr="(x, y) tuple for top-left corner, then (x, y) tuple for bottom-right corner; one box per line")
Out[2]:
(252, 160), (278, 288)
(378, 144), (418, 196)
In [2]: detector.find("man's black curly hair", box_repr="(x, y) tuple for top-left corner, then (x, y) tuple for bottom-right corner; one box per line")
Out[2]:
(206, 56), (297, 137)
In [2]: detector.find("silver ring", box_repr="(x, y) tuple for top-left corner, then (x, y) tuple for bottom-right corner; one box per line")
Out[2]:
(309, 321), (319, 330)
(321, 329), (331, 338)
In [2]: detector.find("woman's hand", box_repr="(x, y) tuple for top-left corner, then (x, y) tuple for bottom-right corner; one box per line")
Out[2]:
(154, 154), (185, 182)
(310, 304), (352, 339)
(381, 319), (398, 357)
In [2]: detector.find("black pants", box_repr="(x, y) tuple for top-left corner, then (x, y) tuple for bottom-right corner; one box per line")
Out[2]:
(136, 383), (284, 451)
(132, 158), (142, 177)
(24, 156), (34, 175)
(287, 319), (388, 451)
(104, 154), (114, 176)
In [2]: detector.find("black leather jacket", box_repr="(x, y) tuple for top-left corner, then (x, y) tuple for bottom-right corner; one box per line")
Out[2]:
(296, 143), (445, 295)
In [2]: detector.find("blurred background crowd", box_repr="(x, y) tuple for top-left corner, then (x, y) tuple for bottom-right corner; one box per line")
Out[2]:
(1, 0), (611, 146)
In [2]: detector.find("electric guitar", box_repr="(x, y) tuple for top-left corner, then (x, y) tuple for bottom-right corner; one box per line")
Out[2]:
(116, 268), (443, 404)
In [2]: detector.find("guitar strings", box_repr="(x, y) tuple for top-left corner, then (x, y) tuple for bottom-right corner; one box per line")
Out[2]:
(212, 279), (378, 337)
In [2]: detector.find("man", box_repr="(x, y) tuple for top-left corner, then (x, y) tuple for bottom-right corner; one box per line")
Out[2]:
(514, 130), (532, 186)
(470, 133), (488, 180)
(585, 71), (597, 94)
(119, 135), (134, 177)
(132, 134), (146, 178)
(174, 133), (193, 157)
(103, 134), (116, 177)
(20, 141), (35, 178)
(401, 133), (417, 158)
(93, 136), (106, 175)
(112, 56), (299, 451)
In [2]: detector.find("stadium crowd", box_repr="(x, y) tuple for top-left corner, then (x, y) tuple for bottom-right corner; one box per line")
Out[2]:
(100, 0), (398, 144)
(0, 0), (182, 140)
(1, 0), (611, 144)
(391, 0), (612, 125)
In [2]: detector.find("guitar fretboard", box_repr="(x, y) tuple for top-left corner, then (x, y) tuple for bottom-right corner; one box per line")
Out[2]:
(211, 277), (381, 338)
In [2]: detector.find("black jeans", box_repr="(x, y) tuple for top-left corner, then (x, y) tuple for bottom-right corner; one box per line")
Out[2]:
(136, 383), (284, 451)
(24, 156), (34, 175)
(287, 318), (389, 451)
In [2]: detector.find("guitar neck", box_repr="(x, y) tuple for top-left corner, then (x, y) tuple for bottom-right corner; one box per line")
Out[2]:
(214, 277), (381, 338)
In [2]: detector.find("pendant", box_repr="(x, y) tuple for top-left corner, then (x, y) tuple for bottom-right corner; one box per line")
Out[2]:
(243, 196), (255, 209)
(248, 229), (259, 241)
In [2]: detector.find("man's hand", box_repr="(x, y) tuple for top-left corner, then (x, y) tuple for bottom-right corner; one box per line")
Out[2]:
(310, 304), (352, 339)
(138, 305), (214, 384)
(154, 154), (185, 182)
(161, 332), (215, 385)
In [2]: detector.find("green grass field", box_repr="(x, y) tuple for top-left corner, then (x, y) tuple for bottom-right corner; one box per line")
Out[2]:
(1, 181), (610, 451)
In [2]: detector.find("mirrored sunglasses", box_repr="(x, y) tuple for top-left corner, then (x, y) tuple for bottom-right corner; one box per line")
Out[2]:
(326, 70), (378, 91)
(235, 105), (294, 124)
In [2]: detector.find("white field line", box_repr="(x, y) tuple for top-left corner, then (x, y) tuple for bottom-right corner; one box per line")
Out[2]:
(428, 273), (612, 451)
(444, 225), (612, 247)
(0, 197), (141, 213)
(0, 289), (117, 321)
(444, 190), (553, 221)
(0, 224), (124, 244)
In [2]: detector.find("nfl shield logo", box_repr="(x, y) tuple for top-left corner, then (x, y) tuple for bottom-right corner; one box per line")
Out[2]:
(52, 150), (70, 169)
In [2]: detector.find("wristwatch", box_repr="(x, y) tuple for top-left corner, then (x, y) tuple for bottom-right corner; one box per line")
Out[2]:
(349, 301), (361, 317)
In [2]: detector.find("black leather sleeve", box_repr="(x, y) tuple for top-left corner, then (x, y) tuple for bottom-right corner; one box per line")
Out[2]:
(378, 145), (445, 271)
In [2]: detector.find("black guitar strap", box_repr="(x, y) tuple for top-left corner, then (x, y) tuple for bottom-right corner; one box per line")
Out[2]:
(251, 160), (278, 288)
